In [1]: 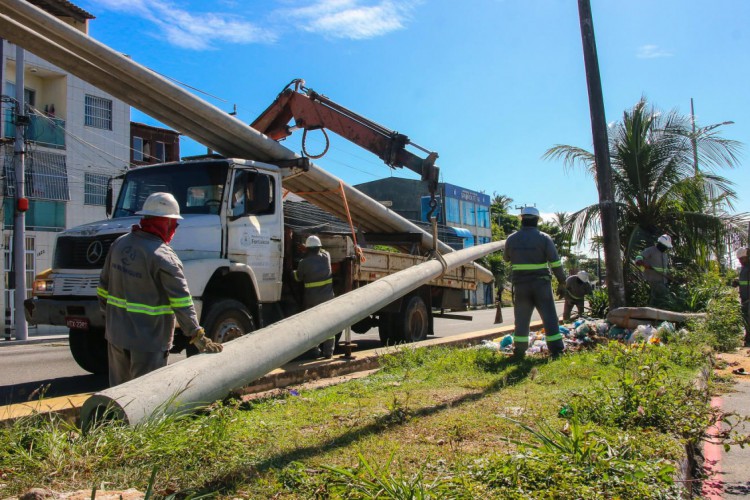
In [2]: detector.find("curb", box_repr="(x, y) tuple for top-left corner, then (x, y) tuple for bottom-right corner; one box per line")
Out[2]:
(0, 321), (542, 425)
(1, 336), (68, 347)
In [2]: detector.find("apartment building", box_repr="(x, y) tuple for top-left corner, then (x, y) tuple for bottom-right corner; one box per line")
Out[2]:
(1, 0), (130, 322)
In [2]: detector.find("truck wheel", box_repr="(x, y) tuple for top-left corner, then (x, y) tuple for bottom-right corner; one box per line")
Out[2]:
(200, 298), (256, 347)
(69, 328), (109, 375)
(378, 312), (398, 345)
(396, 295), (430, 343)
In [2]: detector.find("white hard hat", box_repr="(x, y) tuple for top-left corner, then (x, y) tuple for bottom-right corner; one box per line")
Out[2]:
(136, 192), (182, 219)
(576, 271), (590, 283)
(737, 247), (749, 259)
(520, 206), (540, 217)
(305, 235), (322, 248)
(657, 234), (673, 248)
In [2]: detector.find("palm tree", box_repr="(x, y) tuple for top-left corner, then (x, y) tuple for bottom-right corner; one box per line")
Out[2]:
(544, 97), (745, 270)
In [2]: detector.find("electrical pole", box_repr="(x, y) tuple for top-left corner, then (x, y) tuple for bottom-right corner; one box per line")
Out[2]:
(577, 0), (626, 308)
(13, 45), (27, 340)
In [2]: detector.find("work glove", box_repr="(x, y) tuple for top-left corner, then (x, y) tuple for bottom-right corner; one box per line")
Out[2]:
(190, 327), (223, 353)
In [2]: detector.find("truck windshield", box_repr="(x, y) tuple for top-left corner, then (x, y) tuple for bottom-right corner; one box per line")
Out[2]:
(113, 162), (229, 218)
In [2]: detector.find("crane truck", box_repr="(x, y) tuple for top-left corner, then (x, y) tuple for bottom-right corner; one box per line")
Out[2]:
(23, 83), (483, 375)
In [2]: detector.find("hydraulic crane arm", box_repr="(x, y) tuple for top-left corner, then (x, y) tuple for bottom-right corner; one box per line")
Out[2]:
(252, 79), (440, 195)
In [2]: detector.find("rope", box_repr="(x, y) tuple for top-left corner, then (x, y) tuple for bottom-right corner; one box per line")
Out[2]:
(338, 180), (366, 263)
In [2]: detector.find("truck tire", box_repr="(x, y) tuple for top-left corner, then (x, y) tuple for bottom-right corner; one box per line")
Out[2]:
(69, 327), (109, 375)
(378, 312), (398, 345)
(395, 295), (430, 343)
(187, 299), (256, 357)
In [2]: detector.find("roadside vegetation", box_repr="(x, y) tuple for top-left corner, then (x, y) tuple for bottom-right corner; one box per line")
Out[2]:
(2, 307), (747, 499)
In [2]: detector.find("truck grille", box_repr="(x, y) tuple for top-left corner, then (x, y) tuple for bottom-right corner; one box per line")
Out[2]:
(54, 234), (125, 269)
(55, 275), (100, 296)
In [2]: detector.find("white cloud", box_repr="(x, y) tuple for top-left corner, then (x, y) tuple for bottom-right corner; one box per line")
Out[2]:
(636, 44), (673, 59)
(96, 0), (276, 49)
(283, 0), (415, 39)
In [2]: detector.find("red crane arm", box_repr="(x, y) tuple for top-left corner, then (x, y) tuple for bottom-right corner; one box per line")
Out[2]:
(251, 80), (439, 193)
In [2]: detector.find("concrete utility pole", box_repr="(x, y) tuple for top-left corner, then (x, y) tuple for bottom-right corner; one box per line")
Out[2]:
(13, 45), (27, 340)
(577, 0), (626, 308)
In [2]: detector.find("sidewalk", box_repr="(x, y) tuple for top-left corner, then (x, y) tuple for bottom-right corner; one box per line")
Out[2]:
(705, 350), (750, 499)
(0, 324), (68, 347)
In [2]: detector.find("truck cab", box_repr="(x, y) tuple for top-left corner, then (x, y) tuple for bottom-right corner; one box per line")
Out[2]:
(26, 157), (285, 373)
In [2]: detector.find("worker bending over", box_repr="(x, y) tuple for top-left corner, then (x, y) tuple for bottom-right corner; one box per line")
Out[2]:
(504, 207), (567, 359)
(563, 271), (593, 321)
(294, 235), (337, 358)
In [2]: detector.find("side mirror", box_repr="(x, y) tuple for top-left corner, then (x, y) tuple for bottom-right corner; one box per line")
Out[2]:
(105, 178), (113, 218)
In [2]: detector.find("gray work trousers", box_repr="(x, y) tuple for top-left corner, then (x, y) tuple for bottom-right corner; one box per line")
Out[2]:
(563, 298), (585, 321)
(108, 343), (168, 387)
(512, 279), (564, 356)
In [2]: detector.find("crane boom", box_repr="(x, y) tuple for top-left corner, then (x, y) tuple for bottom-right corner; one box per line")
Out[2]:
(252, 79), (439, 195)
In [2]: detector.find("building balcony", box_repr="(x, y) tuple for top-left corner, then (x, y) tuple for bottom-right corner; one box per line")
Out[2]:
(4, 112), (66, 149)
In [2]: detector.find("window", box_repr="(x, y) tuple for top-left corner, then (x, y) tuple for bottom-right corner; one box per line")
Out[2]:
(3, 150), (70, 201)
(445, 197), (460, 224)
(462, 201), (475, 226)
(84, 94), (112, 130)
(154, 142), (166, 162)
(85, 173), (109, 206)
(3, 198), (66, 231)
(477, 206), (490, 228)
(231, 170), (275, 217)
(133, 136), (144, 161)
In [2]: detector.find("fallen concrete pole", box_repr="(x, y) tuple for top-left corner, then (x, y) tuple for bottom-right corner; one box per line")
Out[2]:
(607, 307), (706, 329)
(81, 241), (504, 428)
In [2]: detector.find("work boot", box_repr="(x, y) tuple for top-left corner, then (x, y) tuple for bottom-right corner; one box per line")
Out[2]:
(511, 343), (528, 361)
(320, 338), (335, 359)
(547, 339), (565, 360)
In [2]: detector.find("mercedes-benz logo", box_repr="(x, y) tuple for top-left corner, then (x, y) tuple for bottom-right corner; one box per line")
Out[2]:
(86, 241), (104, 264)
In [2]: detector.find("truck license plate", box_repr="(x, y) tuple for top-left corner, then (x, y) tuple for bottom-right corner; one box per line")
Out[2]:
(66, 317), (89, 330)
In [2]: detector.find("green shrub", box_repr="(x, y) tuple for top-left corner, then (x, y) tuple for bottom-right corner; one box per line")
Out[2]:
(568, 343), (714, 442)
(586, 288), (609, 318)
(688, 290), (744, 352)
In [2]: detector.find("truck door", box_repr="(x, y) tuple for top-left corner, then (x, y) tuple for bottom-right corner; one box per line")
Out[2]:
(226, 168), (283, 301)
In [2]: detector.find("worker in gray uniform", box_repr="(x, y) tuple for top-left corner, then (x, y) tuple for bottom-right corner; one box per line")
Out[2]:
(635, 234), (673, 308)
(294, 235), (336, 358)
(735, 247), (750, 347)
(563, 271), (593, 321)
(98, 192), (222, 387)
(504, 206), (567, 359)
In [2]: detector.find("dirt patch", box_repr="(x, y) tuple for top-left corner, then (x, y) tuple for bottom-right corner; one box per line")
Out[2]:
(715, 348), (750, 378)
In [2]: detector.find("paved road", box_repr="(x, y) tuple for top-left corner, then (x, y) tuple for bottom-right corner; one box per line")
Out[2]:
(0, 303), (564, 405)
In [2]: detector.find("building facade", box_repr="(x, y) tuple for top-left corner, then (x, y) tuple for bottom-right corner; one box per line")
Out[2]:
(1, 1), (130, 324)
(130, 121), (180, 166)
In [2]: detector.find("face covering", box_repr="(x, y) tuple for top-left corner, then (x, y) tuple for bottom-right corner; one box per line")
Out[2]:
(139, 217), (179, 243)
(656, 243), (668, 253)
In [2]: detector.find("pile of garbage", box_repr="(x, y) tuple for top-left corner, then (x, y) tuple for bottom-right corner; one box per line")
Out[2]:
(479, 313), (687, 356)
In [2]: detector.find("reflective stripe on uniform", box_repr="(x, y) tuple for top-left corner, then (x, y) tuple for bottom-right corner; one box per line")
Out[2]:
(97, 287), (109, 299)
(169, 296), (194, 308)
(105, 294), (175, 316)
(512, 263), (549, 271)
(293, 270), (299, 281)
(512, 336), (529, 342)
(740, 281), (750, 286)
(512, 261), (561, 271)
(546, 333), (563, 342)
(304, 278), (333, 288)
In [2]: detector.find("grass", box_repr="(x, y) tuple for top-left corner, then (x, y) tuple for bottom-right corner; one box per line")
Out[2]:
(0, 342), (721, 498)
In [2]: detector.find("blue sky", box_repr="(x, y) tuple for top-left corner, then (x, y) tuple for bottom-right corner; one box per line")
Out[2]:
(76, 0), (749, 220)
